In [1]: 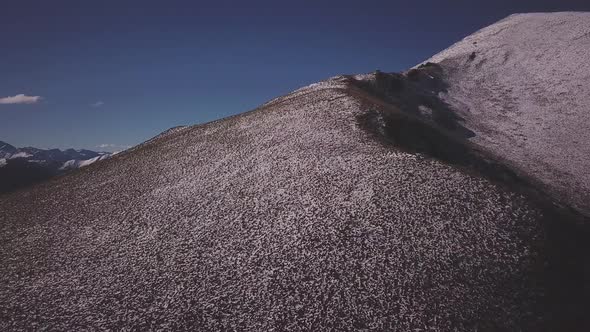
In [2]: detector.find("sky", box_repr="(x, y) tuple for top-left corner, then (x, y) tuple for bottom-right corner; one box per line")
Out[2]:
(1, 0), (589, 152)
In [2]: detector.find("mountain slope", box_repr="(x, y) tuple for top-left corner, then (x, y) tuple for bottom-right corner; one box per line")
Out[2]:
(1, 13), (589, 332)
(420, 12), (590, 215)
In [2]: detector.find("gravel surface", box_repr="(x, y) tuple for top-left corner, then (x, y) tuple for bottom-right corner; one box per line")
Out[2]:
(1, 73), (587, 331)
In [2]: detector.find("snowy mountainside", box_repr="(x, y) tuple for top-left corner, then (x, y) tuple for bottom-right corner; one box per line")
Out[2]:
(420, 12), (590, 215)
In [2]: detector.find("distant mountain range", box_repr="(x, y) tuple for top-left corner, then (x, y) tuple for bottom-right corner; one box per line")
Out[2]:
(0, 140), (112, 193)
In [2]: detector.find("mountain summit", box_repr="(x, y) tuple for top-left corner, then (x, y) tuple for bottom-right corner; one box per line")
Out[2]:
(1, 13), (589, 331)
(421, 12), (590, 215)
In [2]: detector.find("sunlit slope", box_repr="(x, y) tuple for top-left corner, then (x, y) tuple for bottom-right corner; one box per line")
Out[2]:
(422, 12), (590, 215)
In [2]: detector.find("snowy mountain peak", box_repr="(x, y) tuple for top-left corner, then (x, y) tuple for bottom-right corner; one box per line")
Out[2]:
(420, 11), (590, 215)
(0, 140), (17, 158)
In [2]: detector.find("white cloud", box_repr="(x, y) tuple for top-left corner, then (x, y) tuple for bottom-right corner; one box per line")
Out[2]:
(91, 101), (104, 107)
(0, 94), (42, 105)
(97, 144), (132, 150)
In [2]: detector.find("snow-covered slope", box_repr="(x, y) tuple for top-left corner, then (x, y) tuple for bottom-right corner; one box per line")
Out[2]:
(420, 12), (590, 215)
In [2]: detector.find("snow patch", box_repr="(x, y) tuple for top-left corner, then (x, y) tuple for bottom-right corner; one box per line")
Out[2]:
(418, 105), (433, 118)
(9, 152), (33, 159)
(60, 155), (110, 170)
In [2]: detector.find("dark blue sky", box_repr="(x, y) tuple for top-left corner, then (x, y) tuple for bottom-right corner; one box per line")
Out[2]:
(1, 0), (589, 151)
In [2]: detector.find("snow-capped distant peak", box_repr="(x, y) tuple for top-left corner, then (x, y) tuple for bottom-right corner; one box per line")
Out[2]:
(9, 152), (33, 159)
(59, 154), (110, 171)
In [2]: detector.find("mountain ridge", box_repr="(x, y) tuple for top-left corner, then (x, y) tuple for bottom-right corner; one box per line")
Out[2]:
(0, 12), (589, 331)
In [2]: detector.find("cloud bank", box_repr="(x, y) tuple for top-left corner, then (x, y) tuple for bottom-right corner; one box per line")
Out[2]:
(0, 94), (42, 105)
(91, 101), (104, 107)
(97, 144), (132, 150)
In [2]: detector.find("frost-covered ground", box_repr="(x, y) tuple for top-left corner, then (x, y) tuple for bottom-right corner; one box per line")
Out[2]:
(1, 13), (589, 332)
(420, 12), (590, 215)
(1, 75), (586, 331)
